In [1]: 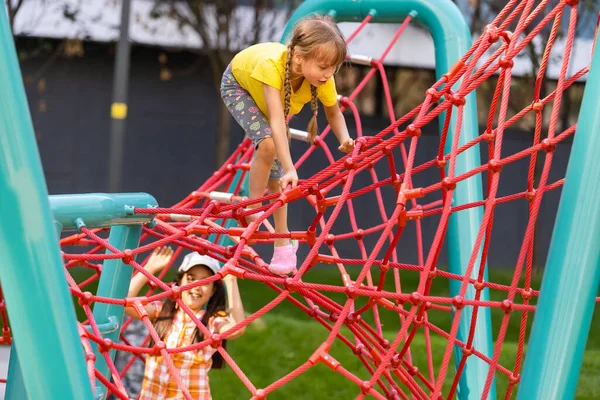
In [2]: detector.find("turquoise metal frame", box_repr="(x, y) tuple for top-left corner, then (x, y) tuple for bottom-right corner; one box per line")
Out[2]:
(516, 36), (600, 400)
(91, 224), (143, 398)
(0, 8), (99, 400)
(1, 5), (95, 398)
(6, 192), (158, 400)
(57, 194), (157, 399)
(50, 193), (158, 229)
(51, 193), (158, 398)
(2, 0), (599, 398)
(285, 1), (493, 398)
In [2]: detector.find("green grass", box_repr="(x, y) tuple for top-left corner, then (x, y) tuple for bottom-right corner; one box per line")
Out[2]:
(209, 314), (600, 400)
(68, 265), (600, 398)
(233, 266), (600, 350)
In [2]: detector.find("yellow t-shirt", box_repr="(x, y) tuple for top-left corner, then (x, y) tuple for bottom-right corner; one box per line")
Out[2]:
(230, 42), (338, 119)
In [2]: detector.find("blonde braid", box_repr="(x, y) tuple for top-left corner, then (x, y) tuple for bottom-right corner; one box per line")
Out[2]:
(284, 43), (293, 143)
(307, 85), (318, 144)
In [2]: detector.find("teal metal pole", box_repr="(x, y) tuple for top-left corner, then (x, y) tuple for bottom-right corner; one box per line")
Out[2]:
(46, 192), (157, 398)
(92, 224), (143, 399)
(4, 223), (64, 399)
(284, 1), (492, 398)
(49, 192), (158, 229)
(5, 349), (27, 399)
(516, 44), (600, 400)
(0, 5), (94, 399)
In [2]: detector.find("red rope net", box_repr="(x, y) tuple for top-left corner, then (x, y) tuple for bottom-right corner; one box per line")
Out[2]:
(2, 0), (599, 399)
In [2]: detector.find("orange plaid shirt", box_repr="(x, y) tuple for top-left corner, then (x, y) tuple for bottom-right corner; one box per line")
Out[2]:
(139, 301), (230, 400)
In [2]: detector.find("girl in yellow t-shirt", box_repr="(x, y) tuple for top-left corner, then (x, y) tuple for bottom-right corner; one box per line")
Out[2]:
(220, 15), (355, 276)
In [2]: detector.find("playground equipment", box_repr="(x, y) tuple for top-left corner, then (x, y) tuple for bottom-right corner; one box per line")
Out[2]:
(1, 0), (599, 399)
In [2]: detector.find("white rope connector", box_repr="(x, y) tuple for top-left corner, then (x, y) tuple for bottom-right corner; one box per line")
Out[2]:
(290, 128), (309, 142)
(349, 54), (373, 66)
(209, 191), (234, 203)
(170, 214), (193, 222)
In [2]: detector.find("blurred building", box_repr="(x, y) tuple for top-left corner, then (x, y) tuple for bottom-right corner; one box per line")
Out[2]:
(9, 0), (596, 79)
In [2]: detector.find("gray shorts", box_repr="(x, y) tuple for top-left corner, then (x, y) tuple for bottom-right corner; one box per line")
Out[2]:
(220, 64), (284, 180)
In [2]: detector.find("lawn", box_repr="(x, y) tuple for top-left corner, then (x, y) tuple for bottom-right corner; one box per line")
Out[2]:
(209, 314), (600, 399)
(69, 264), (600, 399)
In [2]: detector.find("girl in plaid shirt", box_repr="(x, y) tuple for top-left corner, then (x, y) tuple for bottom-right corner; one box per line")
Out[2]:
(125, 247), (246, 399)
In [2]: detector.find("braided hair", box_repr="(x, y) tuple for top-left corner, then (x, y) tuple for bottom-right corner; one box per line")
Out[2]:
(283, 15), (347, 144)
(284, 43), (294, 143)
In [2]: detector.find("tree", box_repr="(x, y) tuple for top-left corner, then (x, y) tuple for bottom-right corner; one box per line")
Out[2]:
(5, 0), (26, 35)
(150, 0), (299, 168)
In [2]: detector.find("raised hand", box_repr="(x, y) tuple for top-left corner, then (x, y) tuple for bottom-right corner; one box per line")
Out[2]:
(144, 246), (174, 275)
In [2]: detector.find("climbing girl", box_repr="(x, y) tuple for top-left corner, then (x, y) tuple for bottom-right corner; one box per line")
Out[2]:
(221, 15), (355, 275)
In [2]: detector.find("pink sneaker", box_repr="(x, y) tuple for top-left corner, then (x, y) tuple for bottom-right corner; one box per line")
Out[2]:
(269, 240), (298, 276)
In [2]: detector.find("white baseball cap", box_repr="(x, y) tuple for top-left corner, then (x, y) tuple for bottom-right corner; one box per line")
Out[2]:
(178, 252), (221, 275)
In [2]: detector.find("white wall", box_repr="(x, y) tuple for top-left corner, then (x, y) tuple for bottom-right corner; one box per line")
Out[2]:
(7, 0), (594, 81)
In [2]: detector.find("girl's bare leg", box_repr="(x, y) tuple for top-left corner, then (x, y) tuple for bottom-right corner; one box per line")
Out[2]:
(267, 179), (291, 247)
(248, 138), (275, 214)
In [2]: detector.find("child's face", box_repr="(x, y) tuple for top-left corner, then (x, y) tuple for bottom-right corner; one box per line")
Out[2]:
(297, 56), (337, 88)
(180, 265), (215, 312)
(301, 59), (337, 87)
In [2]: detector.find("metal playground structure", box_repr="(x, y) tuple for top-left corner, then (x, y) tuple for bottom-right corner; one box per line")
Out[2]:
(1, 0), (599, 399)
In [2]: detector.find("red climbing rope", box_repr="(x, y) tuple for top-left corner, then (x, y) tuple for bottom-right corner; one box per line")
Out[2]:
(2, 1), (599, 399)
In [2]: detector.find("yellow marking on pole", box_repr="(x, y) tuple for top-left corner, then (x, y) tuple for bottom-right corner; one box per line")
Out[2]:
(111, 103), (128, 119)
